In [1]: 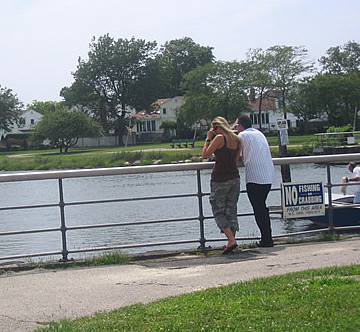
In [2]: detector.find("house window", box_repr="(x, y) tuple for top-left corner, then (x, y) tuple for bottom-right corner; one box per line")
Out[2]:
(137, 122), (147, 132)
(31, 119), (35, 125)
(250, 114), (258, 125)
(163, 108), (166, 114)
(147, 121), (151, 131)
(261, 113), (269, 124)
(19, 118), (26, 125)
(151, 120), (156, 131)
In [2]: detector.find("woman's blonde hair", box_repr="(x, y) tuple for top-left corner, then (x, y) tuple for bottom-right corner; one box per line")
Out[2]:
(211, 116), (240, 142)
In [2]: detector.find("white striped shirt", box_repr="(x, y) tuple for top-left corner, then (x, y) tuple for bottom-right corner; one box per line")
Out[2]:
(239, 128), (275, 184)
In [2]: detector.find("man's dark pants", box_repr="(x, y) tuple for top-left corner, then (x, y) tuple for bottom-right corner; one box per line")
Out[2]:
(246, 183), (273, 245)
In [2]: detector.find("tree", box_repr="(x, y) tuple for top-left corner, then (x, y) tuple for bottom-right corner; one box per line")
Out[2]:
(160, 37), (214, 96)
(297, 73), (360, 127)
(180, 61), (248, 129)
(26, 101), (66, 114)
(33, 110), (103, 153)
(319, 41), (360, 75)
(244, 48), (275, 129)
(61, 35), (159, 143)
(0, 85), (23, 132)
(159, 120), (177, 139)
(287, 78), (326, 123)
(268, 45), (314, 116)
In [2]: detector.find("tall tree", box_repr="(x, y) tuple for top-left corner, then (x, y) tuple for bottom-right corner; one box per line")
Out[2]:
(160, 37), (214, 96)
(180, 61), (248, 127)
(61, 35), (159, 143)
(26, 101), (66, 114)
(298, 73), (360, 127)
(319, 41), (360, 75)
(287, 78), (326, 123)
(33, 110), (103, 153)
(244, 48), (275, 129)
(268, 45), (314, 117)
(0, 85), (23, 133)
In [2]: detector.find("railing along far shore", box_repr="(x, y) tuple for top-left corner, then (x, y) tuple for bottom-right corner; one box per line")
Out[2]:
(0, 153), (360, 263)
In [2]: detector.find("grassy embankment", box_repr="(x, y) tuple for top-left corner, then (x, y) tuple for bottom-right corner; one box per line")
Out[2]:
(0, 135), (317, 171)
(36, 264), (360, 331)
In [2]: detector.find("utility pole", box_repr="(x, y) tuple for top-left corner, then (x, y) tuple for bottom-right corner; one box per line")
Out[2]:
(276, 120), (291, 183)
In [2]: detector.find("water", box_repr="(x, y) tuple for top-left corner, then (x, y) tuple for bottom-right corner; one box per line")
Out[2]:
(0, 163), (351, 261)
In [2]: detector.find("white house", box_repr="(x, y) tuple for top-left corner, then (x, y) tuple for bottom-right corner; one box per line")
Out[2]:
(0, 109), (43, 138)
(134, 96), (185, 141)
(244, 92), (299, 130)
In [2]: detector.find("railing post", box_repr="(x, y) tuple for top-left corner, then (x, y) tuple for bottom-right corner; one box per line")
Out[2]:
(58, 178), (69, 261)
(196, 169), (206, 249)
(326, 164), (334, 234)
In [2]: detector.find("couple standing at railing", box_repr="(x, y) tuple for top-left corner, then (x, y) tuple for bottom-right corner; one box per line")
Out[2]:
(202, 115), (275, 254)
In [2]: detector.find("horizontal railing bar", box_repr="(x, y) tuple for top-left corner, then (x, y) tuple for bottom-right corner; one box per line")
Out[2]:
(66, 216), (199, 231)
(0, 250), (63, 261)
(67, 210), (286, 232)
(67, 239), (201, 254)
(0, 227), (60, 236)
(333, 225), (360, 231)
(0, 163), (212, 182)
(272, 153), (360, 165)
(66, 192), (198, 207)
(0, 203), (59, 211)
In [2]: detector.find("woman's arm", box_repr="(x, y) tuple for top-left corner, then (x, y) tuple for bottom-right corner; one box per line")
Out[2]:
(202, 129), (223, 159)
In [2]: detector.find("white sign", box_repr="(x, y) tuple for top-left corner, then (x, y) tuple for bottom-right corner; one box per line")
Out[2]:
(282, 181), (325, 219)
(279, 129), (289, 146)
(276, 119), (288, 130)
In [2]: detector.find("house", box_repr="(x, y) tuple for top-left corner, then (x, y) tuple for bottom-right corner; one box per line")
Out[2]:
(244, 91), (299, 130)
(134, 96), (185, 142)
(0, 109), (43, 138)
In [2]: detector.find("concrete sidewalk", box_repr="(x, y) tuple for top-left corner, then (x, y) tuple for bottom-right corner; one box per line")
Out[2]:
(1, 237), (359, 332)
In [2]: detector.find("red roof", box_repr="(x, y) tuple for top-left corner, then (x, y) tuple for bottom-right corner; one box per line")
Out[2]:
(135, 110), (160, 119)
(248, 91), (277, 111)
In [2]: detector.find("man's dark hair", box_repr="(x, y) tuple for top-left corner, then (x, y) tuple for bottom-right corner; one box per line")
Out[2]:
(237, 115), (252, 129)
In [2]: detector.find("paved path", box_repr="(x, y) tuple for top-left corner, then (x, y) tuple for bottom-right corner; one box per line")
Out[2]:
(1, 237), (359, 332)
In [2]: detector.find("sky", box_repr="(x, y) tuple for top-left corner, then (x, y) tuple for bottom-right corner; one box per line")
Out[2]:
(1, 0), (359, 106)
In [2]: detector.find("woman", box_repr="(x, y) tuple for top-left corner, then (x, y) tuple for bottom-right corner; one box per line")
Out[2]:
(202, 116), (242, 254)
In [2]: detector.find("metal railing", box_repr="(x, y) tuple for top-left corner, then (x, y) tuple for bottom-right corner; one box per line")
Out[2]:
(0, 153), (359, 262)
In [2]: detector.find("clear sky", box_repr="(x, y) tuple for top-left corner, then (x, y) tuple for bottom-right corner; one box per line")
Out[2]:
(1, 0), (359, 106)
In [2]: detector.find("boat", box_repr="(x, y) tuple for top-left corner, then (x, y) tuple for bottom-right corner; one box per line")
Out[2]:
(309, 194), (360, 227)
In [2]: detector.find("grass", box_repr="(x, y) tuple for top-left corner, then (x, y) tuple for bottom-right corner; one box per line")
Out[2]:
(266, 134), (315, 146)
(0, 135), (317, 172)
(36, 264), (360, 331)
(20, 251), (130, 270)
(0, 146), (201, 171)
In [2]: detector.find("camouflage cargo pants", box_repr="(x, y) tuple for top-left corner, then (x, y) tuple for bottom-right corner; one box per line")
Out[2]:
(209, 177), (240, 232)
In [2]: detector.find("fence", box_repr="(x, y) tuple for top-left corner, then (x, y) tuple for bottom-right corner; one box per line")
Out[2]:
(0, 153), (360, 263)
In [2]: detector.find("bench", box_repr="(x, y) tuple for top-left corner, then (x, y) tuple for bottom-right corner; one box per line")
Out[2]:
(170, 139), (195, 148)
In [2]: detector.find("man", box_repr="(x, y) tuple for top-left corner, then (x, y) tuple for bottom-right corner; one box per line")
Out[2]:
(346, 162), (360, 203)
(236, 115), (275, 247)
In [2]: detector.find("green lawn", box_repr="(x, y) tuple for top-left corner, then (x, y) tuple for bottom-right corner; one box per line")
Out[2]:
(36, 264), (360, 331)
(0, 135), (332, 171)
